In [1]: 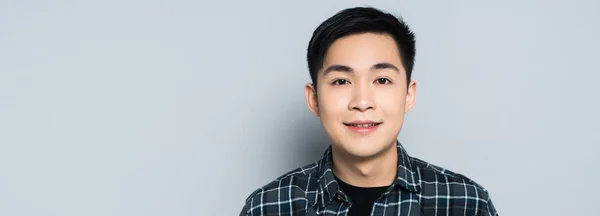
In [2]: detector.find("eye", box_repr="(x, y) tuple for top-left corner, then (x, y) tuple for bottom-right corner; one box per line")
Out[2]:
(375, 78), (392, 84)
(332, 79), (349, 85)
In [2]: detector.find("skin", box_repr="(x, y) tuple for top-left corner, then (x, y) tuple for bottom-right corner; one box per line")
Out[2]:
(304, 33), (417, 187)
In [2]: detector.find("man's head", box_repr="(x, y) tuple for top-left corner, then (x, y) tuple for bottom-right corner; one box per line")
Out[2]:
(304, 7), (417, 159)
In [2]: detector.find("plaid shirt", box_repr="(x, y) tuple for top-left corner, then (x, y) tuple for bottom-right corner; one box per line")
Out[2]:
(240, 141), (498, 216)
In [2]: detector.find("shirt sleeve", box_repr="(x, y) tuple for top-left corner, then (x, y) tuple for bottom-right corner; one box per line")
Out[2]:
(239, 203), (249, 216)
(480, 189), (499, 216)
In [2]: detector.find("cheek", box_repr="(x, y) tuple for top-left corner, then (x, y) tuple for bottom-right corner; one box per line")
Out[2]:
(377, 91), (406, 114)
(377, 92), (406, 133)
(318, 91), (349, 120)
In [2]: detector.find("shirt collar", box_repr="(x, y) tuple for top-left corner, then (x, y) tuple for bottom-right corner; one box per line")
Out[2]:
(316, 140), (421, 207)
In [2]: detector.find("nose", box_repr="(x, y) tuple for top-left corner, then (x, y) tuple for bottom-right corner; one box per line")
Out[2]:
(348, 84), (376, 112)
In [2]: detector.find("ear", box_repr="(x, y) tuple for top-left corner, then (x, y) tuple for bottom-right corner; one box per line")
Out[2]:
(405, 80), (417, 113)
(304, 83), (319, 116)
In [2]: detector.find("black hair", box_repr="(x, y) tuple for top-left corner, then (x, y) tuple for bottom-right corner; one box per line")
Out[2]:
(306, 6), (416, 89)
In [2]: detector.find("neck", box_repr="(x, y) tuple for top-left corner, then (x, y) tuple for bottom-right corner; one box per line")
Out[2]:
(331, 143), (398, 188)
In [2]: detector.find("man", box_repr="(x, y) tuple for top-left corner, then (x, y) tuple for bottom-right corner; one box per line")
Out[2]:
(240, 6), (498, 216)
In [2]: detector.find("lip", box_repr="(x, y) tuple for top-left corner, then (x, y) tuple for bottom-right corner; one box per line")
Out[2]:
(343, 120), (382, 135)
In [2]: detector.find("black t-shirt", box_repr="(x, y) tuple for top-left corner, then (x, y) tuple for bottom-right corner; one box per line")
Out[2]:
(335, 176), (390, 216)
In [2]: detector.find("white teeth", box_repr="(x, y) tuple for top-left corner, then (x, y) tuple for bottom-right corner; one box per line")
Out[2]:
(352, 123), (378, 128)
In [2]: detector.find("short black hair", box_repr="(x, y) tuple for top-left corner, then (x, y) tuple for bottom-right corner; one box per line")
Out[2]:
(306, 7), (416, 88)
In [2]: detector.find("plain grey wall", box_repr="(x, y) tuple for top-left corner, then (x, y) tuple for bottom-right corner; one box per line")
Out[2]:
(1, 0), (598, 215)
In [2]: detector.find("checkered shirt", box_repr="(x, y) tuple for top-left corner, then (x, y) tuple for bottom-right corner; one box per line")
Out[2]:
(240, 141), (498, 216)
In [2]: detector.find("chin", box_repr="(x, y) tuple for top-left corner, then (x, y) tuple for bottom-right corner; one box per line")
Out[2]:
(338, 139), (393, 158)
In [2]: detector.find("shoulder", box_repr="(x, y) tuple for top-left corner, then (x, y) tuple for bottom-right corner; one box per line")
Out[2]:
(411, 156), (483, 187)
(411, 157), (498, 215)
(239, 162), (321, 215)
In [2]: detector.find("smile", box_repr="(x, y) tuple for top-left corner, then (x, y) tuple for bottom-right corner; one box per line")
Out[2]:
(343, 122), (382, 134)
(345, 123), (381, 127)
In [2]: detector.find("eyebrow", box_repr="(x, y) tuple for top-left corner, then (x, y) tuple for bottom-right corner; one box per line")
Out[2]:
(322, 62), (400, 75)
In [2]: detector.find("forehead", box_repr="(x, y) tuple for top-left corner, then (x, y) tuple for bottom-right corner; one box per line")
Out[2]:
(322, 33), (404, 73)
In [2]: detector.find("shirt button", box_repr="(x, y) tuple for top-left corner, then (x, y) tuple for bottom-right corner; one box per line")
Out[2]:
(336, 194), (344, 202)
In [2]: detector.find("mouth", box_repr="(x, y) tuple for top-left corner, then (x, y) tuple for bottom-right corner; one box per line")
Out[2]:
(343, 121), (382, 134)
(343, 122), (382, 127)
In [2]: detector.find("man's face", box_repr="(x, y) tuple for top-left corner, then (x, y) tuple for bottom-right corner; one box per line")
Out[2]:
(305, 33), (417, 158)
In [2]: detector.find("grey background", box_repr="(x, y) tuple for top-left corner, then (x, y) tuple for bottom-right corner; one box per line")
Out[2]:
(1, 0), (598, 215)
